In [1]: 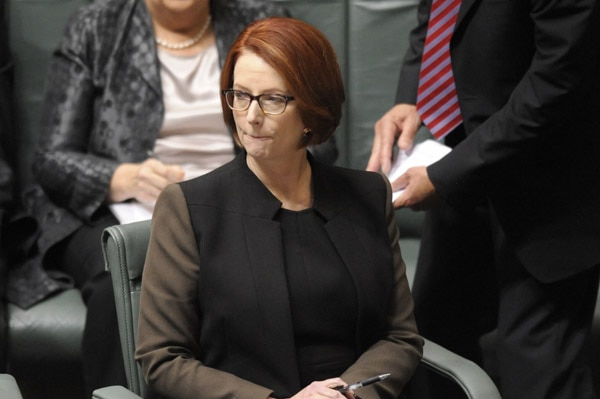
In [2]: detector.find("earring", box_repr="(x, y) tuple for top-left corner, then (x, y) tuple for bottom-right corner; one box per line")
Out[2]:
(303, 128), (312, 137)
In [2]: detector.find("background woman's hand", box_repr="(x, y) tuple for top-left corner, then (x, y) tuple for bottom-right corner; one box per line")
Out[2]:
(108, 158), (185, 203)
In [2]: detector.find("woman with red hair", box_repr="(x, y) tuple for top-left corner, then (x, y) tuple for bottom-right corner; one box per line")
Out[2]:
(136, 17), (423, 399)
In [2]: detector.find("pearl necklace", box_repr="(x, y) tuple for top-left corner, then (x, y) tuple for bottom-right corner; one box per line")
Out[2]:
(155, 16), (212, 50)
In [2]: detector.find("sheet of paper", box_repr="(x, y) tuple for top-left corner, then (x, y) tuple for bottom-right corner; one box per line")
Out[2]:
(109, 202), (154, 224)
(386, 139), (451, 201)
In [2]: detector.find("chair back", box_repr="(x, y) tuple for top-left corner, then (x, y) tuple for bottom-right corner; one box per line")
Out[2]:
(102, 220), (152, 398)
(0, 374), (24, 399)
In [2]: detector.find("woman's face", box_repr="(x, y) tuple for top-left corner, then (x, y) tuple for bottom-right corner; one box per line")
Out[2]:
(231, 52), (305, 162)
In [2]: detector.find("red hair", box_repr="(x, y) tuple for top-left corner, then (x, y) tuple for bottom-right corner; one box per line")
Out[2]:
(220, 17), (345, 147)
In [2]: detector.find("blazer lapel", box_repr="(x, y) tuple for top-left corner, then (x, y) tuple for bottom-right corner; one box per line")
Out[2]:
(311, 161), (394, 345)
(231, 155), (301, 391)
(310, 159), (370, 284)
(455, 0), (478, 30)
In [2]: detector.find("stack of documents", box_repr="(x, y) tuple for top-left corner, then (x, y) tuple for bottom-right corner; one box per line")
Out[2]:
(386, 139), (451, 201)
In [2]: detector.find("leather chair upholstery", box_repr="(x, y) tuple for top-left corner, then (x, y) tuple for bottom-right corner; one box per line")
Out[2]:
(6, 290), (86, 399)
(5, 0), (91, 398)
(0, 374), (24, 399)
(93, 220), (501, 399)
(102, 222), (151, 399)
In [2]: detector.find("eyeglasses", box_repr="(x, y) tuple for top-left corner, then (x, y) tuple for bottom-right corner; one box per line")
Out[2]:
(222, 89), (295, 115)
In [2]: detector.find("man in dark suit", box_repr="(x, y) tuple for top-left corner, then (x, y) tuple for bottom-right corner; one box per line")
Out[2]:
(368, 0), (600, 398)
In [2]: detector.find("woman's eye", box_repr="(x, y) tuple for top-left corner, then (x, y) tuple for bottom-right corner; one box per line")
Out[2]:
(264, 95), (284, 104)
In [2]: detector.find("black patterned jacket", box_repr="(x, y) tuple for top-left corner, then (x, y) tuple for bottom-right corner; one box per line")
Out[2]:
(19, 0), (319, 306)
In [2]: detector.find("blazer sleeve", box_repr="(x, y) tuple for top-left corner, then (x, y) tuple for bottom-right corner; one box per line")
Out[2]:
(33, 6), (119, 220)
(341, 175), (423, 399)
(136, 183), (275, 399)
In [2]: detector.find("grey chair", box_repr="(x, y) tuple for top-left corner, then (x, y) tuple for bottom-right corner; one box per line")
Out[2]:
(92, 220), (501, 399)
(0, 374), (24, 399)
(4, 0), (91, 397)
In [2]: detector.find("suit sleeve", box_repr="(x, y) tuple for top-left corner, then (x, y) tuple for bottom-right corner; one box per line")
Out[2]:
(136, 183), (274, 399)
(428, 0), (600, 207)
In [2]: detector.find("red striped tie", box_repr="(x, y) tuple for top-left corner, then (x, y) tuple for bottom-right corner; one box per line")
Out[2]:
(416, 0), (462, 140)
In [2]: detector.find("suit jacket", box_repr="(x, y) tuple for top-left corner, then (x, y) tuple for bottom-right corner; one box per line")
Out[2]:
(136, 152), (423, 399)
(396, 0), (600, 282)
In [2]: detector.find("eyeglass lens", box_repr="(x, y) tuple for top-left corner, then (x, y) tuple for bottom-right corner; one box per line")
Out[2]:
(225, 90), (290, 114)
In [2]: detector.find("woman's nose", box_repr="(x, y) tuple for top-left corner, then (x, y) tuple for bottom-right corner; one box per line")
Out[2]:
(245, 99), (264, 124)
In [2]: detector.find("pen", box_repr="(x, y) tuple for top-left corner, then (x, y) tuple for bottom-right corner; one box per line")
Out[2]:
(333, 373), (390, 393)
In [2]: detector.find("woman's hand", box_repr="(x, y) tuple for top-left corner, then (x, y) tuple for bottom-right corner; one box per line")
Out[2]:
(287, 378), (358, 399)
(108, 158), (184, 203)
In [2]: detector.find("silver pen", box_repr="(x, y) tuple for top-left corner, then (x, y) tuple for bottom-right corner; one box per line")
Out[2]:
(333, 373), (390, 393)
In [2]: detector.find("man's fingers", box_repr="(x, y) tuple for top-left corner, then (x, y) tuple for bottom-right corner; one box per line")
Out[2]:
(396, 117), (420, 151)
(366, 136), (383, 172)
(379, 137), (394, 174)
(391, 173), (409, 192)
(370, 110), (402, 173)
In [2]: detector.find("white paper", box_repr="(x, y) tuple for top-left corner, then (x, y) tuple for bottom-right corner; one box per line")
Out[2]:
(386, 139), (451, 201)
(109, 202), (154, 224)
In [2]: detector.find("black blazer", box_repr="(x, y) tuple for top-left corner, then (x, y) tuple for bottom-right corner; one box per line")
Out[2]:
(136, 152), (423, 399)
(396, 0), (600, 282)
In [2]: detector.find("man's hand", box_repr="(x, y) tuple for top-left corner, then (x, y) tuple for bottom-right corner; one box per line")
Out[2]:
(367, 103), (421, 174)
(392, 166), (438, 210)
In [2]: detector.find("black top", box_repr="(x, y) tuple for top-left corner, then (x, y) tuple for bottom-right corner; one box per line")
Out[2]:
(277, 208), (358, 386)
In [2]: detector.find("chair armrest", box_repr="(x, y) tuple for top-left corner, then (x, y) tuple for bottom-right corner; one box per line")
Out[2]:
(92, 340), (500, 399)
(92, 386), (143, 399)
(421, 338), (501, 399)
(0, 374), (24, 399)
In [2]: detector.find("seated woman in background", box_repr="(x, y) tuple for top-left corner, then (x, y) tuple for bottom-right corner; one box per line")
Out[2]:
(136, 17), (423, 399)
(21, 0), (338, 396)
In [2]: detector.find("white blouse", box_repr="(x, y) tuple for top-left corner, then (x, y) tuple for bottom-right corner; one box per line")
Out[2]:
(155, 43), (234, 180)
(110, 44), (235, 223)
